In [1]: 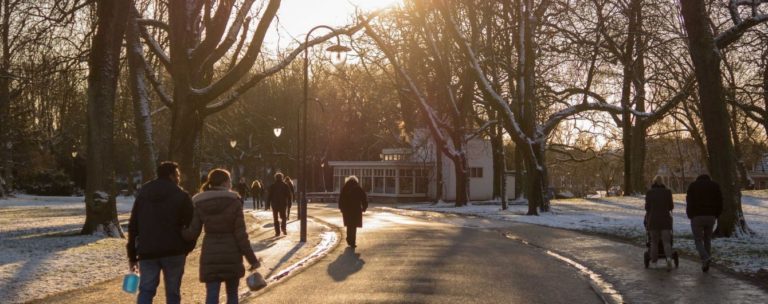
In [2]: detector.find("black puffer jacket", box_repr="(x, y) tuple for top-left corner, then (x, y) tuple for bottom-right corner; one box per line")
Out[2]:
(645, 183), (674, 230)
(686, 175), (724, 219)
(182, 189), (258, 282)
(127, 178), (194, 262)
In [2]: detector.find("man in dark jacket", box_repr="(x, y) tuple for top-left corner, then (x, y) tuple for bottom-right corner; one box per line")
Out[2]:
(267, 172), (292, 236)
(338, 176), (368, 248)
(127, 162), (194, 304)
(235, 177), (249, 202)
(686, 174), (723, 272)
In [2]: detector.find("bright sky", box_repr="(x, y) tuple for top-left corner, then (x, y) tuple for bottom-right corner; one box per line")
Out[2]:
(264, 0), (401, 49)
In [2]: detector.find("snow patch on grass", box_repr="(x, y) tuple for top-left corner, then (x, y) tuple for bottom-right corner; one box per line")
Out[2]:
(0, 195), (134, 303)
(401, 191), (768, 275)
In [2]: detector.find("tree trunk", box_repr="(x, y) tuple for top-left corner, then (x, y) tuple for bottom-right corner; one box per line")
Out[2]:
(679, 0), (748, 236)
(0, 0), (12, 193)
(453, 153), (470, 207)
(168, 101), (204, 194)
(630, 4), (647, 194)
(435, 142), (443, 203)
(82, 0), (129, 237)
(126, 6), (157, 183)
(514, 146), (524, 200)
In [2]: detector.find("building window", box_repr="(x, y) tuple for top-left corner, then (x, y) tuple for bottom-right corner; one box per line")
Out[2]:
(470, 167), (483, 178)
(399, 169), (413, 194)
(415, 168), (430, 194)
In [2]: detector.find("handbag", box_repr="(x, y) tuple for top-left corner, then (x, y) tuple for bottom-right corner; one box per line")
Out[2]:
(246, 271), (267, 291)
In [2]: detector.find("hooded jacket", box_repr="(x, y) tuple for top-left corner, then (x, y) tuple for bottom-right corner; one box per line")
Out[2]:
(182, 189), (258, 282)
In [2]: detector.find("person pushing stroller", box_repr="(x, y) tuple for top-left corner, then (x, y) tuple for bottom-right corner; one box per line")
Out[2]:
(644, 176), (676, 271)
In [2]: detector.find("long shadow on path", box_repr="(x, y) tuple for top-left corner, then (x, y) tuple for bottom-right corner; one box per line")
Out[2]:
(327, 247), (365, 281)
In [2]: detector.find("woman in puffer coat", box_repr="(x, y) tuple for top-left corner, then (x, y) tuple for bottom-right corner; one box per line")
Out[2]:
(183, 169), (260, 304)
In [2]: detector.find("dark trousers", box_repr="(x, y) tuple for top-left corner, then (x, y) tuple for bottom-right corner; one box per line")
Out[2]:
(205, 278), (239, 304)
(137, 254), (186, 304)
(346, 226), (357, 246)
(252, 194), (262, 210)
(272, 206), (287, 235)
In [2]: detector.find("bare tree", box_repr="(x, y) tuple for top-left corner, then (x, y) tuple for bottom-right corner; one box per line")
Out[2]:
(137, 0), (373, 192)
(82, 0), (130, 237)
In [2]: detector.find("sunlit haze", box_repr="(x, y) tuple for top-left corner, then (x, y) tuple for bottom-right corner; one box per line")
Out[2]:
(265, 0), (401, 49)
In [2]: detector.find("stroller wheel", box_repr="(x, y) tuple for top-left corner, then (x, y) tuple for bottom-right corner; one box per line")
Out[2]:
(673, 252), (679, 268)
(644, 251), (650, 269)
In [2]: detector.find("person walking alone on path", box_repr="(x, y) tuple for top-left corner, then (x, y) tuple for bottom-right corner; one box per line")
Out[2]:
(284, 175), (295, 220)
(645, 176), (674, 271)
(686, 174), (723, 273)
(338, 176), (368, 248)
(250, 179), (263, 210)
(127, 162), (195, 304)
(235, 177), (249, 204)
(182, 169), (260, 304)
(267, 172), (292, 236)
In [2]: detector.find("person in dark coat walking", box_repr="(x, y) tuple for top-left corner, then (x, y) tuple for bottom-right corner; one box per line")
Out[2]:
(338, 176), (368, 248)
(267, 172), (292, 236)
(284, 175), (295, 220)
(250, 179), (263, 210)
(645, 176), (674, 271)
(235, 177), (249, 203)
(127, 162), (194, 304)
(183, 169), (259, 304)
(686, 174), (723, 272)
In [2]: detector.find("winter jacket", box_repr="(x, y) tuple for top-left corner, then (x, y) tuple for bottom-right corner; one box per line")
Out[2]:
(182, 189), (258, 283)
(250, 181), (263, 197)
(267, 180), (292, 210)
(338, 180), (368, 228)
(236, 182), (249, 199)
(127, 178), (194, 262)
(686, 175), (724, 219)
(645, 183), (674, 230)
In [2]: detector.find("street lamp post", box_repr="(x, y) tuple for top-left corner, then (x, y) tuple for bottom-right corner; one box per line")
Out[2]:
(229, 139), (238, 181)
(299, 26), (351, 242)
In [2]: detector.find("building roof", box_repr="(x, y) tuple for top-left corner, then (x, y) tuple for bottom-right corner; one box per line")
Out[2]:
(328, 161), (433, 167)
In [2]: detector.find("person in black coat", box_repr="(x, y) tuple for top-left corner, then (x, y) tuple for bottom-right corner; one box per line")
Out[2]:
(338, 176), (368, 248)
(267, 172), (292, 236)
(645, 176), (674, 271)
(686, 174), (723, 272)
(127, 161), (194, 304)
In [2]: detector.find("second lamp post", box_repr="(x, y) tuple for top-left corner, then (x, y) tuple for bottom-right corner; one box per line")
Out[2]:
(298, 26), (351, 242)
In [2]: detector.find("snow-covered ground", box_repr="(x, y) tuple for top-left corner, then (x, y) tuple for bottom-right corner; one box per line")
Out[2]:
(0, 195), (135, 303)
(400, 190), (768, 275)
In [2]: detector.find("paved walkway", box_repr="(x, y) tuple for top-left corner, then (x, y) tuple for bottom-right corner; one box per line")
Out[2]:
(33, 209), (330, 304)
(246, 205), (603, 303)
(386, 207), (768, 304)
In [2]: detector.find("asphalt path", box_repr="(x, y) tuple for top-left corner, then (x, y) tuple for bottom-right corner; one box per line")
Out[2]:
(246, 205), (602, 304)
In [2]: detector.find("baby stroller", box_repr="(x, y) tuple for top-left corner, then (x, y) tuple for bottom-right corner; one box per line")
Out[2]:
(643, 216), (679, 269)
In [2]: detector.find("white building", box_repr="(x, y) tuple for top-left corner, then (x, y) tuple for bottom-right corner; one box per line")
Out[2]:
(327, 130), (514, 203)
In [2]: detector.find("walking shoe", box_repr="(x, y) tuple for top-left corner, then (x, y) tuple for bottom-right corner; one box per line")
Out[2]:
(282, 228), (288, 235)
(666, 259), (673, 272)
(702, 259), (711, 273)
(275, 231), (281, 237)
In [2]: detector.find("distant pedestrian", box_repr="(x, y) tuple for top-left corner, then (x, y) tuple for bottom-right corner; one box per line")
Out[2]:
(267, 172), (292, 236)
(250, 179), (263, 210)
(127, 161), (195, 304)
(645, 176), (674, 271)
(686, 174), (723, 273)
(182, 169), (259, 304)
(235, 177), (249, 203)
(338, 176), (368, 248)
(284, 176), (295, 220)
